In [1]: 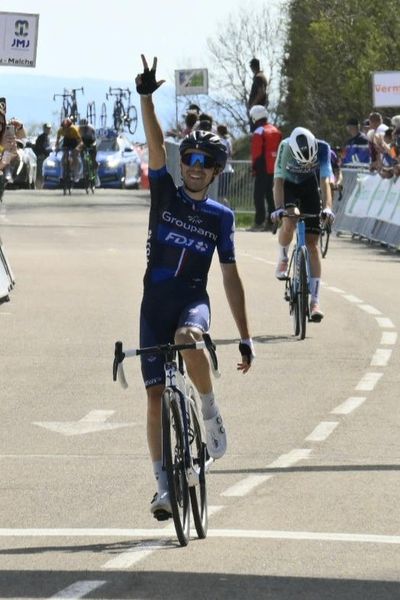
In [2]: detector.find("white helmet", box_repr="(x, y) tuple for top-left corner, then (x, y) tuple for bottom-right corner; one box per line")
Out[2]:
(288, 127), (318, 165)
(249, 105), (268, 123)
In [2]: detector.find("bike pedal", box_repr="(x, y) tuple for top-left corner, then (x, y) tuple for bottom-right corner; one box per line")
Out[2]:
(153, 509), (172, 522)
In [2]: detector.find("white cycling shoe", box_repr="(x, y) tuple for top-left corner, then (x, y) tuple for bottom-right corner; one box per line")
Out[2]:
(204, 412), (227, 459)
(150, 491), (172, 521)
(275, 258), (289, 280)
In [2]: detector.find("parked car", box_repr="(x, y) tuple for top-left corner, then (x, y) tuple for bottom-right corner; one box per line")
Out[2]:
(97, 130), (141, 189)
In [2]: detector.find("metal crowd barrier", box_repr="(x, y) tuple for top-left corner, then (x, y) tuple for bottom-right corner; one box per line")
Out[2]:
(335, 166), (400, 249)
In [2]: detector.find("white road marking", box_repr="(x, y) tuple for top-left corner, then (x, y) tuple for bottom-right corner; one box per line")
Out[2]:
(331, 397), (366, 415)
(325, 286), (345, 294)
(33, 410), (135, 436)
(221, 450), (311, 497)
(359, 304), (382, 315)
(0, 312), (12, 316)
(102, 540), (168, 569)
(305, 421), (339, 442)
(355, 372), (383, 391)
(49, 580), (106, 598)
(370, 348), (392, 367)
(381, 331), (398, 345)
(375, 317), (395, 329)
(102, 505), (224, 569)
(1, 528), (400, 546)
(221, 475), (273, 497)
(267, 448), (312, 468)
(343, 294), (363, 303)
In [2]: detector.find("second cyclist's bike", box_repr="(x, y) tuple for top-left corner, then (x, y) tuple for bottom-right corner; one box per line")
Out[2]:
(82, 147), (96, 194)
(113, 333), (219, 547)
(281, 211), (320, 340)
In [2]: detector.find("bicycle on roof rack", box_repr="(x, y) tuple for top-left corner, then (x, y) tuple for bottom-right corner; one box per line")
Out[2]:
(106, 86), (138, 135)
(86, 101), (96, 128)
(53, 87), (84, 124)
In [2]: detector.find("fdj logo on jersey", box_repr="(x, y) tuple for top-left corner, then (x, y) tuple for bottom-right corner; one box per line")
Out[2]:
(11, 20), (30, 49)
(164, 231), (209, 253)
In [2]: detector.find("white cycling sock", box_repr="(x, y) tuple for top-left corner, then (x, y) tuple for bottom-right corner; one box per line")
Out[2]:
(200, 391), (218, 420)
(310, 277), (320, 303)
(278, 245), (290, 261)
(153, 460), (168, 493)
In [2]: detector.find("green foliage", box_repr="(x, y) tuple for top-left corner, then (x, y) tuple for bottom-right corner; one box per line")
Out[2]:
(280, 0), (400, 144)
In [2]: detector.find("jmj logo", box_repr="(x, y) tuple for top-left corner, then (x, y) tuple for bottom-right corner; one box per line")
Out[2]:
(11, 20), (30, 48)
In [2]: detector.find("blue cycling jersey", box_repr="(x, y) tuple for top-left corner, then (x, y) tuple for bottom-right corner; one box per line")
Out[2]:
(274, 138), (333, 184)
(144, 166), (236, 290)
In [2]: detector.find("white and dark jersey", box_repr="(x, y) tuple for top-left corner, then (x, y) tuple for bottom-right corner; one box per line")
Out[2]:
(144, 166), (236, 290)
(274, 138), (333, 184)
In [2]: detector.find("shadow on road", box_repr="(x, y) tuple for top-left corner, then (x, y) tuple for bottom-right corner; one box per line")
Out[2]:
(0, 569), (398, 599)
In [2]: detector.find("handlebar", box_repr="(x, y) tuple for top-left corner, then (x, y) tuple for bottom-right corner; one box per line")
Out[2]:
(113, 334), (220, 389)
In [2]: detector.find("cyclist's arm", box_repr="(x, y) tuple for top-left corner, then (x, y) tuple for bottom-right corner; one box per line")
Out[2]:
(320, 176), (333, 210)
(220, 262), (251, 341)
(273, 177), (284, 209)
(140, 96), (166, 170)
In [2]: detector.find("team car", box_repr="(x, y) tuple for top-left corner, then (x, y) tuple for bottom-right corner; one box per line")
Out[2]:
(96, 129), (141, 189)
(42, 129), (141, 190)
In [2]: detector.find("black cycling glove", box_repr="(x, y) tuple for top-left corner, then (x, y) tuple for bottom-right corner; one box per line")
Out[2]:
(136, 66), (159, 95)
(239, 338), (255, 365)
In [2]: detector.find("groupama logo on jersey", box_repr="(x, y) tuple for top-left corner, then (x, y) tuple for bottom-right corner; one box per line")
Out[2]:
(162, 211), (217, 241)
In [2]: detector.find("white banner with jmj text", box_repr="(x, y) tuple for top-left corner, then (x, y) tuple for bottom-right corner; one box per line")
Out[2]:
(0, 12), (39, 68)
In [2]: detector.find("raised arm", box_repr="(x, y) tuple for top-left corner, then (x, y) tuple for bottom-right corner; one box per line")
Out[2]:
(135, 55), (166, 170)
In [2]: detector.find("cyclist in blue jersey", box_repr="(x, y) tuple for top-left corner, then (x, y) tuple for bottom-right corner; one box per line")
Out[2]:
(271, 127), (335, 321)
(135, 55), (255, 519)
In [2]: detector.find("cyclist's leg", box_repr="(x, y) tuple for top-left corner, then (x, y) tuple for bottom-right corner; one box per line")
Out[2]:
(302, 178), (324, 320)
(275, 179), (297, 278)
(140, 288), (182, 510)
(176, 299), (226, 460)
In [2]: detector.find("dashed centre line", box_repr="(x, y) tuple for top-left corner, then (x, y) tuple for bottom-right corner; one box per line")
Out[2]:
(370, 348), (392, 367)
(355, 372), (383, 391)
(376, 317), (395, 328)
(305, 421), (339, 442)
(49, 580), (106, 598)
(381, 331), (398, 345)
(331, 397), (366, 415)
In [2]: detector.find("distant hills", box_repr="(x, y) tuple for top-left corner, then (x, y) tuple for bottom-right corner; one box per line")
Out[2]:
(1, 71), (178, 142)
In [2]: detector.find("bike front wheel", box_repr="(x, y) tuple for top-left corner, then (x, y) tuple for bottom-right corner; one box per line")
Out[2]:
(320, 223), (331, 258)
(188, 389), (208, 539)
(162, 388), (190, 547)
(297, 247), (309, 340)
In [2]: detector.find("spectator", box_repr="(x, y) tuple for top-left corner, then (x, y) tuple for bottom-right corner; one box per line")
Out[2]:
(249, 105), (282, 231)
(188, 103), (201, 117)
(181, 110), (198, 137)
(34, 123), (52, 188)
(248, 58), (268, 110)
(377, 126), (398, 179)
(216, 124), (234, 205)
(197, 113), (213, 132)
(367, 112), (387, 172)
(0, 102), (18, 196)
(342, 117), (370, 165)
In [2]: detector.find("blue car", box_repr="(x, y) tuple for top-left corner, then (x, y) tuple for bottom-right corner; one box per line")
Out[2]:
(42, 129), (141, 190)
(97, 129), (141, 189)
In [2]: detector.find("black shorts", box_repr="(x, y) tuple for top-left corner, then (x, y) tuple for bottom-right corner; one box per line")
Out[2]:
(139, 279), (210, 388)
(62, 139), (79, 150)
(284, 177), (321, 234)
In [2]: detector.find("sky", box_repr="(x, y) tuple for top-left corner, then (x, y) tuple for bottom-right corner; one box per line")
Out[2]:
(2, 0), (277, 81)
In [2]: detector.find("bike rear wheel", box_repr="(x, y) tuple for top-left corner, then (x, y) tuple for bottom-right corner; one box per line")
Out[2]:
(297, 247), (309, 340)
(162, 388), (190, 547)
(188, 390), (208, 539)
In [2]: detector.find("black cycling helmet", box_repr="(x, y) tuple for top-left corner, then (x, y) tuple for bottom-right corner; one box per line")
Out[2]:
(179, 130), (228, 169)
